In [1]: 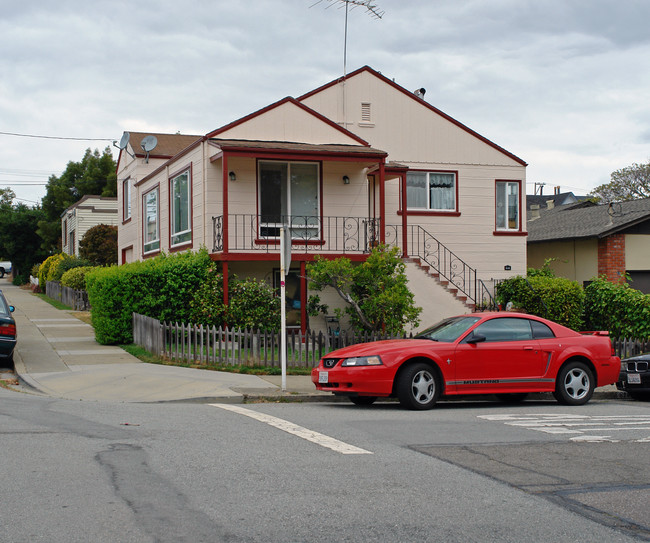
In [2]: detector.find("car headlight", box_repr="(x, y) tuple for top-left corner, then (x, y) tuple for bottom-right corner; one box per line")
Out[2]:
(341, 355), (383, 367)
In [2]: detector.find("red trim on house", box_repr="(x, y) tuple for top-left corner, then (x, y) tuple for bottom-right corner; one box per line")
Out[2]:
(222, 154), (229, 254)
(212, 147), (385, 163)
(398, 211), (462, 217)
(222, 261), (229, 307)
(297, 66), (527, 167)
(379, 161), (386, 243)
(400, 173), (408, 257)
(134, 137), (207, 187)
(210, 252), (371, 263)
(206, 96), (370, 146)
(398, 169), (460, 215)
(255, 239), (326, 247)
(168, 163), (194, 252)
(142, 184), (161, 257)
(494, 179), (524, 234)
(121, 244), (133, 265)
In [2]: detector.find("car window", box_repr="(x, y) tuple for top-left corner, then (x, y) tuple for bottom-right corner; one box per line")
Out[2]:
(416, 316), (481, 342)
(470, 317), (533, 342)
(531, 320), (555, 339)
(0, 295), (8, 316)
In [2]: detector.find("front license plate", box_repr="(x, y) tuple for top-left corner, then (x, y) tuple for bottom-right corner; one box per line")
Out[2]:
(318, 371), (329, 384)
(627, 373), (642, 384)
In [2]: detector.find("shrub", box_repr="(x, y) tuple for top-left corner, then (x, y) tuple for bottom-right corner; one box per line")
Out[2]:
(38, 254), (63, 292)
(58, 256), (92, 276)
(496, 275), (585, 330)
(583, 277), (650, 338)
(30, 263), (40, 278)
(79, 224), (117, 266)
(227, 276), (281, 332)
(187, 268), (226, 327)
(48, 253), (73, 281)
(61, 266), (95, 290)
(86, 249), (211, 344)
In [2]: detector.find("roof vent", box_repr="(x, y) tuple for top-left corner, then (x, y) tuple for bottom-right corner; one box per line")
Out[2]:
(414, 88), (426, 99)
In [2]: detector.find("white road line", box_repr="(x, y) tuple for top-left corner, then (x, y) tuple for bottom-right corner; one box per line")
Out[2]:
(210, 404), (373, 455)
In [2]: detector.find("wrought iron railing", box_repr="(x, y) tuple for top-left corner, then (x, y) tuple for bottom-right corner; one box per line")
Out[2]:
(407, 225), (496, 308)
(213, 215), (399, 255)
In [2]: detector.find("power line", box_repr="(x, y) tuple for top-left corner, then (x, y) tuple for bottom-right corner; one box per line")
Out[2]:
(0, 131), (113, 142)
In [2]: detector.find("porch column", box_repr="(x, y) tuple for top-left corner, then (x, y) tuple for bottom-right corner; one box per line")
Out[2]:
(379, 160), (386, 244)
(300, 260), (307, 335)
(222, 261), (229, 306)
(222, 153), (229, 254)
(401, 172), (408, 258)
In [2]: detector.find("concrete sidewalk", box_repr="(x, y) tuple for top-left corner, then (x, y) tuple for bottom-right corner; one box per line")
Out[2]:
(2, 280), (326, 403)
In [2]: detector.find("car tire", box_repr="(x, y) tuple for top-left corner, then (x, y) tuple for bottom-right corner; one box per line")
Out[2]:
(350, 396), (377, 406)
(496, 393), (528, 403)
(0, 269), (4, 278)
(554, 361), (594, 405)
(396, 363), (440, 410)
(628, 391), (650, 402)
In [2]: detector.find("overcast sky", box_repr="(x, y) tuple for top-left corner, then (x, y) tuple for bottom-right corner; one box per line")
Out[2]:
(1, 0), (649, 206)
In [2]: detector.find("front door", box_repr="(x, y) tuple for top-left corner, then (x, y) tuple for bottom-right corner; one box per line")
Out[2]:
(259, 161), (319, 240)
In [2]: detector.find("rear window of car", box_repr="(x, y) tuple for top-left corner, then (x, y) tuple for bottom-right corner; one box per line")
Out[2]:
(531, 320), (555, 339)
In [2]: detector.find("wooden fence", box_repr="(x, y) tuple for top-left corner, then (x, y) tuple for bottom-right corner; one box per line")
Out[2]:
(612, 337), (650, 359)
(132, 312), (409, 368)
(45, 281), (91, 311)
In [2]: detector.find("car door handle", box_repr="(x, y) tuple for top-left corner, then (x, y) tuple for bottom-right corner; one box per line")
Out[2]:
(523, 346), (534, 350)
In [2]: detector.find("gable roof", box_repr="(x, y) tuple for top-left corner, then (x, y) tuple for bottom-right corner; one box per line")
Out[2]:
(526, 192), (587, 211)
(298, 65), (527, 167)
(527, 198), (650, 243)
(206, 97), (370, 146)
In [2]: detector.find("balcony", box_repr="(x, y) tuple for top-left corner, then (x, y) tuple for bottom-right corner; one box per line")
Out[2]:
(212, 214), (400, 255)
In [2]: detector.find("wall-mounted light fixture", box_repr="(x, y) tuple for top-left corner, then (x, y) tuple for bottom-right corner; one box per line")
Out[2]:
(229, 171), (237, 182)
(343, 175), (350, 184)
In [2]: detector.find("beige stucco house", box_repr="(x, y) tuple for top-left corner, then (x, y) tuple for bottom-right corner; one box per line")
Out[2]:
(527, 198), (650, 293)
(61, 195), (118, 257)
(117, 66), (528, 332)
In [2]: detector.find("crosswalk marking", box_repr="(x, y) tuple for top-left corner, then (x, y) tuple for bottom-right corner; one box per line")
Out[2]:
(478, 413), (650, 443)
(210, 403), (373, 455)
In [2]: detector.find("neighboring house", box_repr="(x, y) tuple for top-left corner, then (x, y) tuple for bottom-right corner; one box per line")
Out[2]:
(117, 66), (528, 332)
(526, 191), (587, 211)
(527, 198), (650, 293)
(61, 196), (118, 257)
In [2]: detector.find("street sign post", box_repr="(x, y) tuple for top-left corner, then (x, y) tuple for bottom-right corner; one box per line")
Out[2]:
(279, 226), (291, 391)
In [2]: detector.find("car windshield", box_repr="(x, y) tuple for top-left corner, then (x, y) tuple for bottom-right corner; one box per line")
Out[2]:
(415, 316), (481, 343)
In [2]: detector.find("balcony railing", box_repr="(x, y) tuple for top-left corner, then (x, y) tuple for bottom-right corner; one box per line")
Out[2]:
(212, 215), (399, 255)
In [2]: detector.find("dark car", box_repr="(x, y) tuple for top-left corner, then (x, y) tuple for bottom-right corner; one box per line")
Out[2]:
(617, 353), (650, 401)
(312, 312), (620, 410)
(0, 290), (16, 365)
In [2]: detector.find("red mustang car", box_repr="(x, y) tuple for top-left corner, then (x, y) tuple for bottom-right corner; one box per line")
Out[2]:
(311, 313), (620, 410)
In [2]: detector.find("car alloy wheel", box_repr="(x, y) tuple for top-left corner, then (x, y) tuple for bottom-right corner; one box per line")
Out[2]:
(396, 362), (440, 410)
(555, 361), (594, 405)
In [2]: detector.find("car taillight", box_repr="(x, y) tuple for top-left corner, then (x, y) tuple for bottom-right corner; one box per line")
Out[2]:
(0, 323), (16, 337)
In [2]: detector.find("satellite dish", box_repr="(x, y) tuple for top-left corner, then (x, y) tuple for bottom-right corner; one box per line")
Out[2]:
(113, 131), (134, 159)
(140, 135), (158, 163)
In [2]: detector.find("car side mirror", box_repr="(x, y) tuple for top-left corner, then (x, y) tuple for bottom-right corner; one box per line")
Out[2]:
(8, 305), (14, 312)
(466, 333), (486, 345)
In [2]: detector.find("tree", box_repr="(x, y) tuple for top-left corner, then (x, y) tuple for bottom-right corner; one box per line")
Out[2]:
(589, 160), (650, 202)
(37, 147), (117, 251)
(306, 245), (422, 335)
(0, 189), (49, 281)
(79, 224), (118, 266)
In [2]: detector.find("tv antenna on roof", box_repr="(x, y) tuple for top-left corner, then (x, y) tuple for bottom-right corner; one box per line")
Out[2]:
(113, 131), (135, 159)
(311, 0), (383, 78)
(140, 135), (158, 163)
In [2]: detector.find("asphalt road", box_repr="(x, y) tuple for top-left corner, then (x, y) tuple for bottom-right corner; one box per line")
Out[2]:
(1, 388), (648, 542)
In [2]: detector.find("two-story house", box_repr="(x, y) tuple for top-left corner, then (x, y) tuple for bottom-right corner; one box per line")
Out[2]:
(61, 195), (118, 257)
(117, 66), (528, 332)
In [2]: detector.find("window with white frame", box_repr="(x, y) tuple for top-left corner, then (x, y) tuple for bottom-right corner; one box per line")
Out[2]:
(123, 178), (131, 221)
(406, 171), (456, 211)
(143, 187), (160, 253)
(496, 181), (520, 231)
(170, 170), (191, 246)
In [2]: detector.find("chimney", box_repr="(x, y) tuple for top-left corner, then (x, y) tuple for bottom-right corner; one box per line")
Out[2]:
(529, 204), (540, 220)
(546, 200), (555, 210)
(554, 186), (560, 195)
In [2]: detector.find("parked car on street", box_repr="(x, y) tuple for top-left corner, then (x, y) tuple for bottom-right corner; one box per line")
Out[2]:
(616, 353), (650, 401)
(312, 312), (621, 410)
(0, 260), (11, 278)
(0, 290), (16, 365)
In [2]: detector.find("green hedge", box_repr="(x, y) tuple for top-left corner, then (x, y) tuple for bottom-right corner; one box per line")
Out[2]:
(583, 278), (650, 338)
(496, 275), (585, 330)
(61, 266), (96, 290)
(86, 250), (211, 344)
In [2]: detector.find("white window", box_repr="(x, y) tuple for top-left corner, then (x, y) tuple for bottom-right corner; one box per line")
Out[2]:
(496, 181), (520, 230)
(143, 187), (160, 253)
(170, 170), (191, 246)
(123, 178), (131, 220)
(258, 161), (319, 239)
(406, 171), (456, 211)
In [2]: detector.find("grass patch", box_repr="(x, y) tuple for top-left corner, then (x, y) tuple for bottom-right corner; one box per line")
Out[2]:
(120, 343), (313, 375)
(35, 293), (71, 311)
